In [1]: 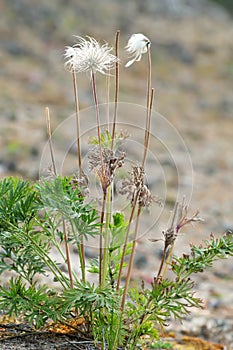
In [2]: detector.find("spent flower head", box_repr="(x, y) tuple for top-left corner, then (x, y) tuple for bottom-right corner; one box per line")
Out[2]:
(125, 33), (151, 68)
(64, 36), (118, 75)
(119, 166), (154, 208)
(89, 147), (125, 192)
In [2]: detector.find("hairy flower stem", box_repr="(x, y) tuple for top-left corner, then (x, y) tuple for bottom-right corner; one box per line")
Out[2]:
(45, 107), (57, 175)
(142, 88), (154, 167)
(106, 72), (110, 131)
(45, 107), (74, 288)
(142, 45), (152, 167)
(120, 51), (153, 307)
(91, 70), (107, 286)
(117, 75), (154, 293)
(62, 220), (74, 287)
(121, 206), (142, 310)
(100, 31), (120, 287)
(146, 46), (152, 114)
(102, 186), (112, 286)
(162, 245), (175, 278)
(72, 71), (82, 174)
(91, 71), (104, 175)
(99, 191), (107, 286)
(116, 193), (139, 290)
(75, 235), (86, 282)
(68, 219), (86, 282)
(71, 71), (85, 282)
(156, 247), (167, 280)
(111, 30), (120, 150)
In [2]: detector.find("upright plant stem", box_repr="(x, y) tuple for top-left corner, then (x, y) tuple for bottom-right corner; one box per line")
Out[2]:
(91, 71), (104, 175)
(101, 30), (121, 287)
(69, 221), (85, 283)
(116, 194), (139, 290)
(111, 30), (120, 150)
(62, 219), (74, 287)
(101, 30), (121, 286)
(142, 88), (154, 168)
(71, 71), (86, 282)
(118, 48), (153, 298)
(91, 70), (106, 286)
(99, 191), (107, 286)
(146, 46), (152, 111)
(106, 73), (110, 132)
(45, 107), (74, 288)
(120, 48), (153, 307)
(156, 247), (167, 281)
(121, 206), (142, 310)
(120, 89), (154, 301)
(142, 46), (152, 166)
(45, 107), (57, 176)
(72, 71), (82, 174)
(102, 186), (112, 286)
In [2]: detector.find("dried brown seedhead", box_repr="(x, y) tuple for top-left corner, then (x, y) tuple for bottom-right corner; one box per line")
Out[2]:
(163, 227), (177, 250)
(163, 201), (204, 251)
(119, 166), (156, 209)
(88, 146), (125, 192)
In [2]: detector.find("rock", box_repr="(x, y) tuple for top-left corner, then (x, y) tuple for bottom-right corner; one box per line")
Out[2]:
(30, 146), (39, 157)
(134, 254), (148, 269)
(4, 42), (30, 57)
(161, 42), (195, 64)
(7, 161), (17, 172)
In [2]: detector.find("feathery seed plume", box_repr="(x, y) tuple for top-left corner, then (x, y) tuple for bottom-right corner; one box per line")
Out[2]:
(64, 36), (118, 75)
(125, 33), (151, 68)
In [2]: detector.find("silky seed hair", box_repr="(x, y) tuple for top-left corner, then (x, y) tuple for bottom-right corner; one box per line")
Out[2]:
(64, 36), (119, 75)
(125, 33), (151, 67)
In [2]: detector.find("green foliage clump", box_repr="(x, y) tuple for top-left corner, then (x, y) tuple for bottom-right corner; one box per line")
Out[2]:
(0, 176), (232, 349)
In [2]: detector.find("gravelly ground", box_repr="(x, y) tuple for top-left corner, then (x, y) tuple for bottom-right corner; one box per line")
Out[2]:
(0, 332), (98, 350)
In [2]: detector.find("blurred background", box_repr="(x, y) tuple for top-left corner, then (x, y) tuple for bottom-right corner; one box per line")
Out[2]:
(0, 0), (233, 343)
(1, 0), (232, 231)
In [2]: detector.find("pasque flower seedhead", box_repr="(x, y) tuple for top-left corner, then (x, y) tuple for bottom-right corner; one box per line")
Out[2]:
(125, 33), (151, 67)
(64, 36), (118, 75)
(119, 166), (154, 208)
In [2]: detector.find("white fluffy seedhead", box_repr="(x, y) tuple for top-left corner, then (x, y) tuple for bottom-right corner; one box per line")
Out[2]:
(64, 36), (118, 75)
(125, 33), (151, 68)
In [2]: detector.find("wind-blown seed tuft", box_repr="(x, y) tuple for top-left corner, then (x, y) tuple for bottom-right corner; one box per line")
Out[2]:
(125, 33), (151, 68)
(64, 36), (118, 75)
